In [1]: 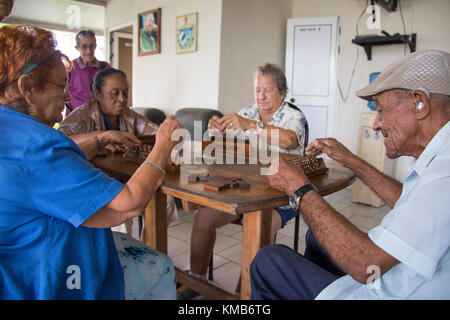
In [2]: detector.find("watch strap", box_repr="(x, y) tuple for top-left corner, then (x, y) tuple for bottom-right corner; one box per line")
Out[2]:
(294, 184), (317, 202)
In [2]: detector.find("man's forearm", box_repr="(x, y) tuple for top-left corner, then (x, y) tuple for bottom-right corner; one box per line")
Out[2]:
(345, 155), (402, 208)
(299, 191), (399, 283)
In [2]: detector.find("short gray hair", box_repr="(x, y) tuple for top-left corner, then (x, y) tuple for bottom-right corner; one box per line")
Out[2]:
(75, 30), (96, 46)
(253, 63), (288, 98)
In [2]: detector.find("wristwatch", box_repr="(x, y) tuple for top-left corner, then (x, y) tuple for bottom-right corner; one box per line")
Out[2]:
(289, 184), (318, 211)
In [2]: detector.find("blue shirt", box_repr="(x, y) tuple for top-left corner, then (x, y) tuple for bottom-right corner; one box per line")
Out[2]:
(316, 121), (450, 299)
(0, 106), (125, 299)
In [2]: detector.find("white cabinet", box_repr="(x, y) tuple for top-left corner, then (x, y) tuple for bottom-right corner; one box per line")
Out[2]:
(352, 112), (392, 207)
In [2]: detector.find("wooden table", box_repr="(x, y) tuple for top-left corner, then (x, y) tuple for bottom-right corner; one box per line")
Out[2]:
(91, 153), (355, 300)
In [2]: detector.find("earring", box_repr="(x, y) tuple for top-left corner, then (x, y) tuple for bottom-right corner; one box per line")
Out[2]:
(29, 105), (35, 117)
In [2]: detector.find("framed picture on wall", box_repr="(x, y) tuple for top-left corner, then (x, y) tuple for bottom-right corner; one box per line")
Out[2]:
(176, 12), (198, 54)
(138, 8), (161, 56)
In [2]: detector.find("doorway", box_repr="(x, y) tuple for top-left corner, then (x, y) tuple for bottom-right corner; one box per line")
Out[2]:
(110, 24), (133, 107)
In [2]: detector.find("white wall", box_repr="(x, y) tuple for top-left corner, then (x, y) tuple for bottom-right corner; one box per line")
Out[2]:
(105, 0), (292, 117)
(105, 0), (223, 117)
(104, 0), (450, 181)
(292, 0), (450, 181)
(218, 0), (292, 115)
(6, 0), (105, 31)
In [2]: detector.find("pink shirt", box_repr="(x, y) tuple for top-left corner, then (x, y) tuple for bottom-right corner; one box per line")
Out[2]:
(67, 58), (110, 113)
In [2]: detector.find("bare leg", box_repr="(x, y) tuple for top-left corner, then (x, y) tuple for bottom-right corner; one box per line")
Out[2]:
(190, 207), (239, 276)
(190, 207), (283, 279)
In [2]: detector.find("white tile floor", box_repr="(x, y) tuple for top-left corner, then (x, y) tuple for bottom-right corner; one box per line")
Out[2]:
(167, 186), (391, 295)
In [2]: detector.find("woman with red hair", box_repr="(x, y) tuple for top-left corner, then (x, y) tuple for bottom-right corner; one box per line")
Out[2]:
(0, 25), (181, 299)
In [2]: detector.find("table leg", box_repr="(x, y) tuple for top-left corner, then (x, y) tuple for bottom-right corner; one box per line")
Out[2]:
(144, 189), (168, 254)
(241, 209), (272, 300)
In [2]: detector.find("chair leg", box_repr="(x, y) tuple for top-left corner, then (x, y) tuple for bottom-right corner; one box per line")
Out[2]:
(138, 215), (143, 239)
(294, 214), (300, 252)
(208, 255), (214, 281)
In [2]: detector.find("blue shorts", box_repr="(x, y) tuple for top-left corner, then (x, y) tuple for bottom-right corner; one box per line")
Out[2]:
(238, 207), (298, 228)
(274, 206), (299, 228)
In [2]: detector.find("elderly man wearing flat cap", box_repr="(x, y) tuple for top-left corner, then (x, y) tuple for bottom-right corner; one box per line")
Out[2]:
(250, 50), (450, 300)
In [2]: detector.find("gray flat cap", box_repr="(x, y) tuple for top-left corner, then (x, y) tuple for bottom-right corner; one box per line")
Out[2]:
(356, 50), (450, 101)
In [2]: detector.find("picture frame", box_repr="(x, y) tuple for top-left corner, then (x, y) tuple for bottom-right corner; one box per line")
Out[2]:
(138, 8), (161, 56)
(176, 12), (198, 54)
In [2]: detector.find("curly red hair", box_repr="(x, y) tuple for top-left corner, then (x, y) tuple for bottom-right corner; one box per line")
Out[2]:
(0, 25), (70, 113)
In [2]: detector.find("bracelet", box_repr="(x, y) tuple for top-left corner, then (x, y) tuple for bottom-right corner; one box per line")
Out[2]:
(94, 135), (102, 152)
(143, 160), (166, 175)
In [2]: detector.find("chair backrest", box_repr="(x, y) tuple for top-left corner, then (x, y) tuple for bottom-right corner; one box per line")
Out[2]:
(175, 108), (223, 140)
(132, 107), (166, 126)
(285, 101), (309, 155)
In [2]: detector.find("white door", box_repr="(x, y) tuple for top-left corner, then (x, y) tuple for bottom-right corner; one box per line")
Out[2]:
(285, 17), (340, 144)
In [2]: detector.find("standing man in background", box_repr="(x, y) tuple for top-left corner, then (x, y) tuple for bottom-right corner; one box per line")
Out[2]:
(67, 30), (110, 115)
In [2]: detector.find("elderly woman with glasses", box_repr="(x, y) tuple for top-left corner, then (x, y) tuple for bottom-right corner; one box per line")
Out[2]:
(0, 25), (181, 300)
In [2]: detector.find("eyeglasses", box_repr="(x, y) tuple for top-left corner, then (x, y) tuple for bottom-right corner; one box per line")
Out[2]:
(78, 43), (97, 50)
(45, 79), (69, 97)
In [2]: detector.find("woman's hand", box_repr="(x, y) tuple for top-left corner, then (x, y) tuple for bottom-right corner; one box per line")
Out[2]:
(208, 113), (253, 133)
(97, 131), (140, 154)
(77, 131), (140, 160)
(153, 115), (183, 156)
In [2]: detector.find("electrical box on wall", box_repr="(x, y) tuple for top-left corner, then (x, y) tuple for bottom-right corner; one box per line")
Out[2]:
(352, 112), (394, 207)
